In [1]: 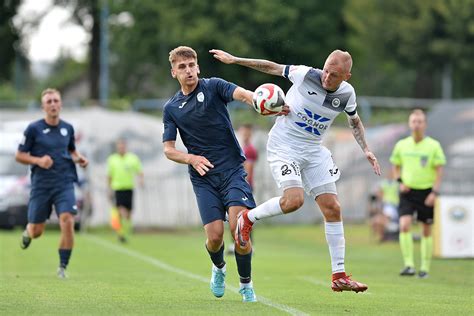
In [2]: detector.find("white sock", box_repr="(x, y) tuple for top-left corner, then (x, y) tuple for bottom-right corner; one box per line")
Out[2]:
(240, 281), (253, 289)
(325, 222), (345, 274)
(213, 264), (226, 273)
(247, 197), (283, 222)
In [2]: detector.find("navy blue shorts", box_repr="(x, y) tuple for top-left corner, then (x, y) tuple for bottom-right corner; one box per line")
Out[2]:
(190, 166), (256, 225)
(28, 183), (77, 224)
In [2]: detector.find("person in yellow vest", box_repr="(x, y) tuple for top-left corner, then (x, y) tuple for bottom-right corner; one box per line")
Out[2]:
(378, 173), (400, 240)
(107, 139), (144, 243)
(390, 109), (446, 278)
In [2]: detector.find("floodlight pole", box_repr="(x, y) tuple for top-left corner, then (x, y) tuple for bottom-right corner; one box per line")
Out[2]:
(99, 0), (109, 107)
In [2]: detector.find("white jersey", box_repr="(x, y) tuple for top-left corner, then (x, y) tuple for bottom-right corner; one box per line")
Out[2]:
(268, 65), (357, 153)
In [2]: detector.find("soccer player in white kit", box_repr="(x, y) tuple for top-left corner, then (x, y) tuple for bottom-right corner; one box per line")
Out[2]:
(210, 49), (381, 293)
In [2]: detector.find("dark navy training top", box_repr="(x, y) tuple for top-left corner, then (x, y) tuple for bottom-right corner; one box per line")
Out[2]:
(162, 77), (245, 176)
(18, 119), (78, 188)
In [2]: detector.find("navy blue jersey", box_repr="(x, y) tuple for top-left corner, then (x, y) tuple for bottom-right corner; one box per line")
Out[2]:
(18, 119), (78, 188)
(163, 78), (245, 175)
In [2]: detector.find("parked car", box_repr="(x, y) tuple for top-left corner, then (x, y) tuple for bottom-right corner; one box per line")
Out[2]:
(0, 151), (29, 229)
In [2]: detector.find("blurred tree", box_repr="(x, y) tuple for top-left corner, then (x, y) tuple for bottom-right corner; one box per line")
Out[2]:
(345, 0), (474, 98)
(108, 0), (348, 98)
(55, 0), (100, 100)
(0, 0), (22, 82)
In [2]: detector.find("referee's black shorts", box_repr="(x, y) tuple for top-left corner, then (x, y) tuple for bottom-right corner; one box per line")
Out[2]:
(114, 190), (134, 211)
(398, 188), (434, 224)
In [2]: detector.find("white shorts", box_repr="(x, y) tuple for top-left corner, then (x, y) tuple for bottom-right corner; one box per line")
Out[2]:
(266, 141), (340, 198)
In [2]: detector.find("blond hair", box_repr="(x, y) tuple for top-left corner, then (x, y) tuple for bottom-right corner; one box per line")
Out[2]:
(410, 108), (426, 120)
(169, 46), (197, 66)
(328, 50), (353, 73)
(41, 88), (61, 98)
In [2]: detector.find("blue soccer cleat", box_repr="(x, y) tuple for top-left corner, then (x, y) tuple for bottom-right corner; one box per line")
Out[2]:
(239, 282), (257, 302)
(210, 265), (226, 298)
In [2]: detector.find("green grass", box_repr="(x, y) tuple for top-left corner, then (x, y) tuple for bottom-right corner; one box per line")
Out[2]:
(0, 225), (472, 315)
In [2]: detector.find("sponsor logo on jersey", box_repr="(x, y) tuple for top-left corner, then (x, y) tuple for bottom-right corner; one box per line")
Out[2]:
(295, 108), (330, 135)
(43, 128), (50, 134)
(307, 90), (318, 96)
(60, 128), (68, 136)
(179, 101), (187, 108)
(331, 98), (340, 107)
(197, 92), (205, 102)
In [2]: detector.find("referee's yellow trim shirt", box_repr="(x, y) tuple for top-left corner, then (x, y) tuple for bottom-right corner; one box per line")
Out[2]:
(107, 153), (143, 190)
(390, 136), (446, 189)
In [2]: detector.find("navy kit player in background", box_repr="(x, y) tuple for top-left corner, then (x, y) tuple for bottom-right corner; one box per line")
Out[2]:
(211, 49), (381, 293)
(163, 46), (288, 302)
(16, 88), (88, 278)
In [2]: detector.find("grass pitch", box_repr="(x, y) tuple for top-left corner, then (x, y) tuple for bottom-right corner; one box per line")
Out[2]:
(0, 224), (472, 315)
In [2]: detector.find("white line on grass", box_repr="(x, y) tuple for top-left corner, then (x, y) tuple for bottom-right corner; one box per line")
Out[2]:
(86, 235), (308, 316)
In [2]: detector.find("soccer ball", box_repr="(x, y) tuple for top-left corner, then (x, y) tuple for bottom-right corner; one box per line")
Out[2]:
(252, 83), (285, 116)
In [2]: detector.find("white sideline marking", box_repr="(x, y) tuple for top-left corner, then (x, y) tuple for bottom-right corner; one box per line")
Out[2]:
(86, 235), (308, 316)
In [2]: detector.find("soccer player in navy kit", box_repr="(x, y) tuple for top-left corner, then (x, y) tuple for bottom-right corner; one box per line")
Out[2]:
(163, 46), (288, 302)
(16, 88), (88, 278)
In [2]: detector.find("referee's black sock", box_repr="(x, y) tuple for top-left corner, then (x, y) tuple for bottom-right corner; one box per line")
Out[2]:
(206, 243), (225, 269)
(59, 249), (72, 269)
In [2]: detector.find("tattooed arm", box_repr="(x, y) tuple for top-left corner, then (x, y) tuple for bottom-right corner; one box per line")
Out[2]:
(348, 114), (381, 175)
(210, 49), (284, 76)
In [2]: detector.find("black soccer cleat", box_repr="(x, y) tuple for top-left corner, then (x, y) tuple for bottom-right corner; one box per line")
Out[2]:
(20, 230), (32, 250)
(399, 266), (416, 276)
(418, 271), (429, 279)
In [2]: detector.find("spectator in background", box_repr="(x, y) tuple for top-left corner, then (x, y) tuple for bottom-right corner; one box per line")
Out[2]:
(107, 139), (144, 243)
(228, 124), (259, 254)
(368, 171), (399, 243)
(240, 124), (259, 190)
(16, 88), (88, 279)
(390, 109), (446, 278)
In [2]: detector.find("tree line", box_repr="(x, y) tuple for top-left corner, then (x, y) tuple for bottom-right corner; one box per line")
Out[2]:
(2, 0), (474, 101)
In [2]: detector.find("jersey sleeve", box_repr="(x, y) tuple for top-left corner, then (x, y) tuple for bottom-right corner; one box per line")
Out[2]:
(162, 106), (178, 142)
(432, 141), (446, 167)
(211, 77), (237, 103)
(389, 141), (402, 166)
(282, 65), (311, 86)
(344, 88), (358, 116)
(18, 124), (35, 153)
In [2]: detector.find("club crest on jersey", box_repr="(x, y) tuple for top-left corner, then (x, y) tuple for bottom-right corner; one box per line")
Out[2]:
(60, 128), (68, 136)
(331, 98), (340, 107)
(420, 155), (428, 167)
(295, 108), (330, 136)
(197, 92), (204, 102)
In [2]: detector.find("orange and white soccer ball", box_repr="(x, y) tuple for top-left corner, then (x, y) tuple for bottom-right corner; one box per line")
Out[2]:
(252, 83), (285, 116)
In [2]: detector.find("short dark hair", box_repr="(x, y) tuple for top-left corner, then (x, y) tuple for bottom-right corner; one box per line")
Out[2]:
(169, 46), (197, 66)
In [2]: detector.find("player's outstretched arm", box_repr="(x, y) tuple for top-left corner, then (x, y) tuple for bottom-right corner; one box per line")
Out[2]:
(210, 49), (284, 76)
(348, 114), (381, 175)
(163, 141), (214, 176)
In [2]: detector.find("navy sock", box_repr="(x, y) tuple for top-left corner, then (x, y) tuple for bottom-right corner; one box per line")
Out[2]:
(206, 243), (225, 269)
(59, 249), (72, 268)
(235, 251), (252, 283)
